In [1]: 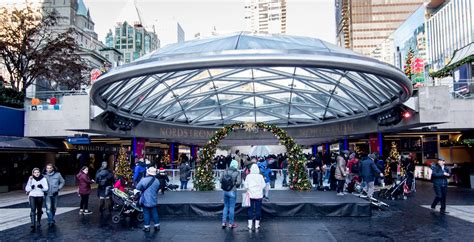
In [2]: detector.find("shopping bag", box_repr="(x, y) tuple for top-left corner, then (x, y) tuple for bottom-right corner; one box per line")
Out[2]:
(242, 192), (251, 207)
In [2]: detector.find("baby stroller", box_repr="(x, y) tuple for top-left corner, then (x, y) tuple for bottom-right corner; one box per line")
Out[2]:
(347, 175), (363, 194)
(111, 188), (144, 223)
(378, 174), (411, 200)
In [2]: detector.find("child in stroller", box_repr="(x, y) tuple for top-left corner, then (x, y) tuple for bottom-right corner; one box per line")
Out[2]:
(378, 171), (413, 200)
(111, 188), (144, 223)
(156, 168), (170, 194)
(347, 175), (363, 194)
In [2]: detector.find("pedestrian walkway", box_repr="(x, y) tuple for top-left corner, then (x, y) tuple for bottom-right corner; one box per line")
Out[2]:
(1, 181), (474, 241)
(421, 205), (474, 223)
(0, 207), (77, 232)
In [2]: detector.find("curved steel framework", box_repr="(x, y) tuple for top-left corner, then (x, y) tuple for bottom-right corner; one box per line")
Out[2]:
(92, 33), (412, 128)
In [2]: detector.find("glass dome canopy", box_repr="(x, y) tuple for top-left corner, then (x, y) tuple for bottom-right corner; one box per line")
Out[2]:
(91, 33), (412, 128)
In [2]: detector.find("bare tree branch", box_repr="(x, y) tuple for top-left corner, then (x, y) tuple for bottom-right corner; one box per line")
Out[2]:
(0, 4), (88, 94)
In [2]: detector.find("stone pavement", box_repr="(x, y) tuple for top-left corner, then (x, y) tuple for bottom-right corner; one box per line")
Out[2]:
(1, 181), (474, 241)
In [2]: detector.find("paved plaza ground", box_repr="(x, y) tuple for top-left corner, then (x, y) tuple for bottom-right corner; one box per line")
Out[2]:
(1, 181), (474, 241)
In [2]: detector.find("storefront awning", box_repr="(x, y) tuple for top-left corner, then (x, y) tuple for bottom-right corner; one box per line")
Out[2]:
(431, 42), (474, 78)
(0, 136), (58, 151)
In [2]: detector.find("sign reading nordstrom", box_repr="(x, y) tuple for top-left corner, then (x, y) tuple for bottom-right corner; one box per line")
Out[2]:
(158, 122), (356, 140)
(159, 128), (215, 139)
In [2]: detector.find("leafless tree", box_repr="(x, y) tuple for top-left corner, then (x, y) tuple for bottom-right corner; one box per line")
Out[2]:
(0, 3), (89, 94)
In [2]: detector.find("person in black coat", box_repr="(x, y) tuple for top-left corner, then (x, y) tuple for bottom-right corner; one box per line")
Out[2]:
(95, 161), (114, 213)
(360, 153), (383, 198)
(156, 168), (170, 194)
(430, 157), (451, 214)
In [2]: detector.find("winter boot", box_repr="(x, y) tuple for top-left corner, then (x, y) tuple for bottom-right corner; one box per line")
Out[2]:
(255, 220), (260, 230)
(247, 220), (253, 230)
(36, 212), (42, 228)
(99, 199), (105, 213)
(30, 214), (36, 231)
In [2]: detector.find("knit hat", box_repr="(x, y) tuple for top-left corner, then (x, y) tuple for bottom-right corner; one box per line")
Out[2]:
(438, 156), (446, 161)
(368, 153), (377, 160)
(146, 167), (157, 176)
(159, 167), (165, 171)
(230, 159), (238, 169)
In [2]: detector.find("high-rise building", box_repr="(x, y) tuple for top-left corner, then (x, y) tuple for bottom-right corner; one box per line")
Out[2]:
(335, 0), (424, 56)
(244, 0), (287, 34)
(426, 0), (473, 72)
(155, 20), (185, 48)
(105, 21), (159, 63)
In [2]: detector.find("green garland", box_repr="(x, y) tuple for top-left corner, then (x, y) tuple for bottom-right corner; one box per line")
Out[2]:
(193, 122), (312, 191)
(440, 139), (473, 148)
(430, 54), (473, 78)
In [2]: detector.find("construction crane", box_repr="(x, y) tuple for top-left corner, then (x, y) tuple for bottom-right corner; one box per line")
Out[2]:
(134, 0), (144, 27)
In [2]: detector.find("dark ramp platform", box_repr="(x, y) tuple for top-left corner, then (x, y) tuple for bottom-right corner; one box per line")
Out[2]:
(157, 190), (371, 217)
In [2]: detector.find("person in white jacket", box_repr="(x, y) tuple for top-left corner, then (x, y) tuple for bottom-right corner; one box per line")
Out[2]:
(25, 168), (49, 231)
(243, 163), (266, 230)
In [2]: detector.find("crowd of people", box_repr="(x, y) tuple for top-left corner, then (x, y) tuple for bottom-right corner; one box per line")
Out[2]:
(24, 149), (450, 233)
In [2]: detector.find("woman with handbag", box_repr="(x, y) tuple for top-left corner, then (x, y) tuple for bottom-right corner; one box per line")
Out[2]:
(243, 163), (266, 230)
(136, 167), (161, 232)
(25, 168), (49, 232)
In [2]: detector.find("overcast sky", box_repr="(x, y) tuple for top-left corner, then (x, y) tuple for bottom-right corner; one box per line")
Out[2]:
(83, 0), (336, 46)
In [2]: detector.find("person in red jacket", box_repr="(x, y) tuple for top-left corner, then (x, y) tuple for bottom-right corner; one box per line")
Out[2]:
(113, 175), (127, 192)
(76, 166), (94, 215)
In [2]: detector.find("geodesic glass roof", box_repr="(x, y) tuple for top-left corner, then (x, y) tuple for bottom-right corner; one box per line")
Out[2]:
(91, 33), (412, 127)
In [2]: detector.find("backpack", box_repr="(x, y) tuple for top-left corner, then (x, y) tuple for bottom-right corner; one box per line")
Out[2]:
(221, 171), (234, 191)
(97, 170), (108, 186)
(352, 161), (360, 174)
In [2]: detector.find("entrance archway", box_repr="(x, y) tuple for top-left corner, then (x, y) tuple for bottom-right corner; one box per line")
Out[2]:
(193, 122), (312, 191)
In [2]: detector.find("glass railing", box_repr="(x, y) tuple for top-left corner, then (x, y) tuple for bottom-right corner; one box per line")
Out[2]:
(427, 79), (473, 99)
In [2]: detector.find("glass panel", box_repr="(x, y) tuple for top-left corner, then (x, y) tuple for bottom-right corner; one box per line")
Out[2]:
(255, 111), (280, 122)
(233, 111), (255, 122)
(109, 78), (142, 104)
(100, 81), (122, 99)
(161, 103), (183, 118)
(193, 95), (218, 110)
(240, 97), (255, 108)
(186, 109), (211, 121)
(289, 107), (311, 120)
(219, 94), (244, 105)
(199, 109), (222, 121)
(220, 107), (241, 118)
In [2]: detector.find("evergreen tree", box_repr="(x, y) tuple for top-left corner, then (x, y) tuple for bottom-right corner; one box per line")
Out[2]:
(114, 147), (132, 184)
(404, 48), (414, 80)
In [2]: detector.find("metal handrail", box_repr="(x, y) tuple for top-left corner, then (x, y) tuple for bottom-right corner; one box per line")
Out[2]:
(26, 90), (88, 99)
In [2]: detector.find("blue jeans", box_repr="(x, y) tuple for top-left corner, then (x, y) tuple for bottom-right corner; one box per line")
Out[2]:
(45, 195), (58, 223)
(180, 181), (188, 190)
(222, 191), (236, 224)
(247, 198), (262, 220)
(143, 206), (159, 227)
